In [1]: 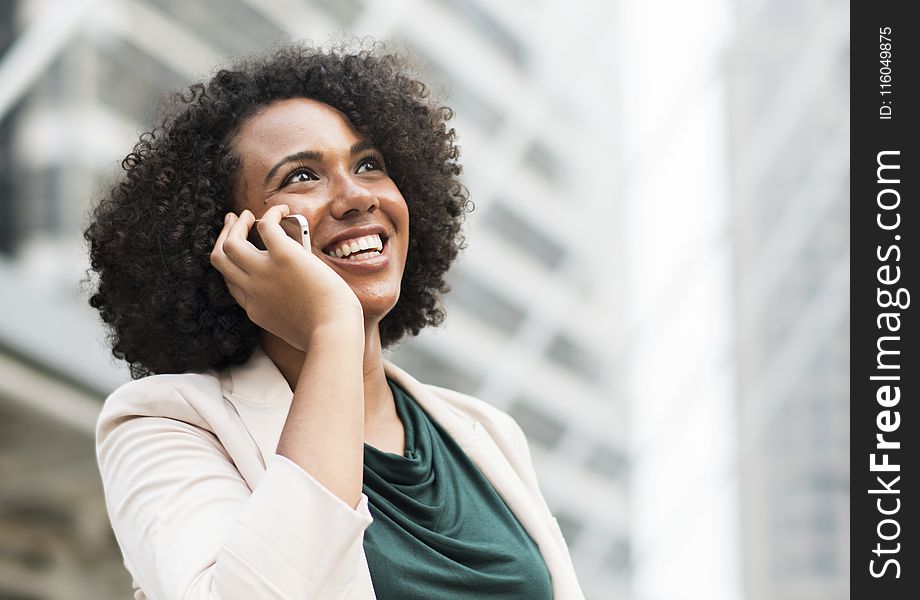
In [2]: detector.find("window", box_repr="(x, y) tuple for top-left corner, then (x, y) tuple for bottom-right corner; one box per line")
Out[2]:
(22, 166), (63, 233)
(394, 37), (504, 132)
(484, 201), (566, 270)
(448, 270), (527, 335)
(149, 0), (286, 56)
(311, 0), (365, 26)
(545, 333), (603, 384)
(95, 39), (187, 123)
(523, 140), (562, 186)
(432, 0), (529, 70)
(507, 398), (567, 449)
(0, 103), (15, 254)
(585, 444), (626, 480)
(605, 537), (631, 573)
(449, 83), (505, 132)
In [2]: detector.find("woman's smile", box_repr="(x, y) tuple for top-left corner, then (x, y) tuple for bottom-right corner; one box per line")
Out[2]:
(319, 231), (392, 272)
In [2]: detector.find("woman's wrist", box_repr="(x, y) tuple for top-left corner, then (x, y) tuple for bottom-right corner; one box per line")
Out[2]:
(300, 316), (366, 354)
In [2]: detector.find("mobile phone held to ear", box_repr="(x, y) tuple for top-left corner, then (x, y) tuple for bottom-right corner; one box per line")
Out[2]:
(247, 214), (311, 250)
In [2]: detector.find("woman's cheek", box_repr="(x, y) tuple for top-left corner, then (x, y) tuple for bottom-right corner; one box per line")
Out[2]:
(272, 193), (318, 219)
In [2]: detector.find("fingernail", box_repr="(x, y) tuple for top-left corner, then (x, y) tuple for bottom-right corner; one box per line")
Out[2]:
(224, 213), (230, 224)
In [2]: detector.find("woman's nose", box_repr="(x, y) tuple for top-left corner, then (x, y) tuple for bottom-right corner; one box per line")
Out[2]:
(329, 175), (379, 219)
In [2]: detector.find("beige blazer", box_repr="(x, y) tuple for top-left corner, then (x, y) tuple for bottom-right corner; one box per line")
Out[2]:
(96, 346), (585, 599)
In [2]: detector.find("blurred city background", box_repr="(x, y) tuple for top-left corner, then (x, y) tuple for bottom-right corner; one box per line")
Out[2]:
(0, 0), (849, 599)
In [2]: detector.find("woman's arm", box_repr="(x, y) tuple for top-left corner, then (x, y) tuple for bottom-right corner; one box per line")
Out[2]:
(97, 383), (372, 600)
(276, 318), (366, 509)
(212, 206), (368, 509)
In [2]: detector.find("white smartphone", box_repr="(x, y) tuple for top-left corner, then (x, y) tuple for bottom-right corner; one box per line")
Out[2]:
(247, 214), (310, 250)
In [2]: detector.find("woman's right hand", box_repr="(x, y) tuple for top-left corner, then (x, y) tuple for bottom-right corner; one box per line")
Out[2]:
(210, 204), (364, 350)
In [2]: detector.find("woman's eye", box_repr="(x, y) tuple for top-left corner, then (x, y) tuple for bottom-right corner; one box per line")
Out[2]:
(356, 157), (382, 174)
(285, 169), (317, 185)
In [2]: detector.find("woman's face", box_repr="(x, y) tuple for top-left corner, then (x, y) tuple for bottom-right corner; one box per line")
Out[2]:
(231, 98), (410, 324)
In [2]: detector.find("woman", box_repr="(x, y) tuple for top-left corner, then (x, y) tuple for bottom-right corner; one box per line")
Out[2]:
(86, 41), (584, 599)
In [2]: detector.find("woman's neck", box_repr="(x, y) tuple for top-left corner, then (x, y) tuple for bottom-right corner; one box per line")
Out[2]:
(259, 322), (396, 430)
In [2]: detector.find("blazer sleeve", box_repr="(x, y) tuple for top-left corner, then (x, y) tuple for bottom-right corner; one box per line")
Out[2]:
(96, 384), (373, 600)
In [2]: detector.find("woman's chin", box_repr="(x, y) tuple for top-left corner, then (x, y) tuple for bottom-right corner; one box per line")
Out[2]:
(355, 291), (400, 325)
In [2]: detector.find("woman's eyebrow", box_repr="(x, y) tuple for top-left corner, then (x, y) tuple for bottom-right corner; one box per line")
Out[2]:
(263, 141), (378, 185)
(264, 149), (322, 184)
(350, 140), (377, 155)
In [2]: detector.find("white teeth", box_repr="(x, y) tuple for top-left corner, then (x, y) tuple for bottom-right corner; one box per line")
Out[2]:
(343, 249), (380, 260)
(325, 233), (384, 258)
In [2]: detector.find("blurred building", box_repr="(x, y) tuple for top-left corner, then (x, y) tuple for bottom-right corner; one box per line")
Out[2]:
(725, 1), (850, 600)
(0, 0), (627, 598)
(612, 2), (742, 599)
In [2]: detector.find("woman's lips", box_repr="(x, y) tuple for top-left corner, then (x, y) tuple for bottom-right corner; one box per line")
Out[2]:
(318, 237), (390, 272)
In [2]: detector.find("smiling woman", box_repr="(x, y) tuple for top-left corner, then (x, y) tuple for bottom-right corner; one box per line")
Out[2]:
(84, 41), (585, 600)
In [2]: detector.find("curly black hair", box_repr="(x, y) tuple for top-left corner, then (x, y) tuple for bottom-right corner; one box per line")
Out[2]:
(84, 41), (471, 379)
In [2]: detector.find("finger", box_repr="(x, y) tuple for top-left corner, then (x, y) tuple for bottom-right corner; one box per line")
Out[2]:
(223, 210), (266, 272)
(211, 213), (247, 274)
(227, 209), (254, 242)
(213, 247), (250, 287)
(256, 204), (299, 254)
(213, 212), (235, 249)
(262, 203), (291, 221)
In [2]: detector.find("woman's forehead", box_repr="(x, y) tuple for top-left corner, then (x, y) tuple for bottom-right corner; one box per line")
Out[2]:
(234, 98), (367, 165)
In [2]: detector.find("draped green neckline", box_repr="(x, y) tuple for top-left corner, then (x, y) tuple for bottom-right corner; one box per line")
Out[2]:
(361, 378), (553, 599)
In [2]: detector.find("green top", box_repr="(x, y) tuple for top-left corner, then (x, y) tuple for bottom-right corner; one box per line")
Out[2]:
(361, 378), (553, 599)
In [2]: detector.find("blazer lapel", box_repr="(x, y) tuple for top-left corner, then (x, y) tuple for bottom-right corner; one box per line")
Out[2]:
(219, 346), (294, 485)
